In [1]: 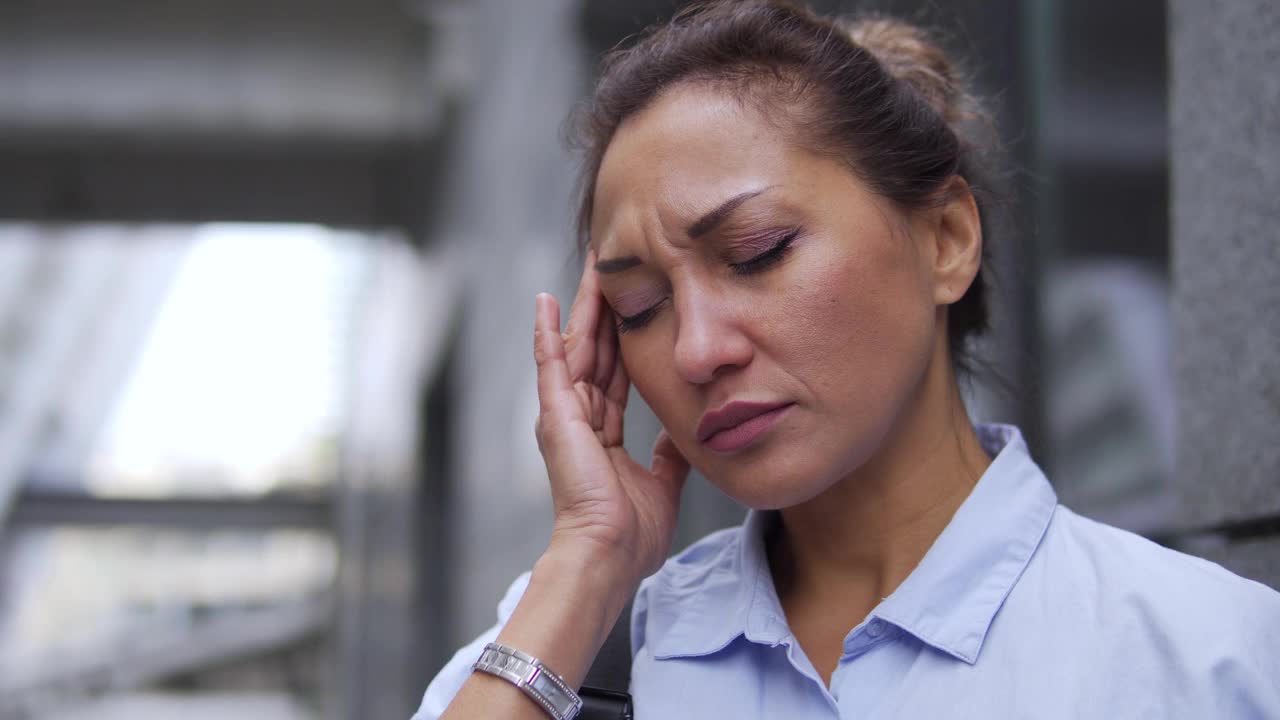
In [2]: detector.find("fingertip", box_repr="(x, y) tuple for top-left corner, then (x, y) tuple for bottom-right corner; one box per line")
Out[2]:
(582, 255), (600, 292)
(651, 430), (691, 480)
(649, 453), (666, 476)
(535, 292), (560, 319)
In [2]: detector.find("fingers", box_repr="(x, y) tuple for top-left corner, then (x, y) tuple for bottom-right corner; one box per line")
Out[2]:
(593, 298), (630, 408)
(593, 299), (617, 388)
(649, 429), (691, 501)
(604, 331), (630, 408)
(563, 250), (602, 382)
(533, 293), (579, 427)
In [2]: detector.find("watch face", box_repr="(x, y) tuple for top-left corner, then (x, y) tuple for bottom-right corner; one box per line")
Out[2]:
(530, 671), (579, 717)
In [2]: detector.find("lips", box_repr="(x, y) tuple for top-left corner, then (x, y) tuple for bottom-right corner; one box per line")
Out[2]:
(696, 400), (794, 453)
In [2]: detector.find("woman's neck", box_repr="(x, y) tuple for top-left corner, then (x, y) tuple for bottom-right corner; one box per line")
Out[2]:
(768, 338), (992, 633)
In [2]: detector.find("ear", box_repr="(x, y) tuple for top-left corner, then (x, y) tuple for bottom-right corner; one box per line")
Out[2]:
(926, 177), (983, 306)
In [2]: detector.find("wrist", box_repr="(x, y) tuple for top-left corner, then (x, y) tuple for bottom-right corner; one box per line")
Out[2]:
(493, 544), (638, 689)
(546, 520), (653, 586)
(532, 540), (637, 630)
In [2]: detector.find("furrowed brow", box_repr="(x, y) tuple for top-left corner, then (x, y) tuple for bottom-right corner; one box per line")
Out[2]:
(687, 188), (769, 239)
(595, 187), (774, 273)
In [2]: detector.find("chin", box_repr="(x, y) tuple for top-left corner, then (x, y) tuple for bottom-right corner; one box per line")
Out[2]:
(693, 418), (887, 511)
(697, 445), (844, 511)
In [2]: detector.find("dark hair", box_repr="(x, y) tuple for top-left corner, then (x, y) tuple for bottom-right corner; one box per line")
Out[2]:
(571, 0), (1001, 371)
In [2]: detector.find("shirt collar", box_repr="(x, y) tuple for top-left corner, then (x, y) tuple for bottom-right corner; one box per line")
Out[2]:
(872, 423), (1057, 663)
(645, 423), (1058, 664)
(645, 507), (783, 660)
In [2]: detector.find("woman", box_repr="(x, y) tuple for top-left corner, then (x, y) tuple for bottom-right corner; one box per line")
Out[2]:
(417, 1), (1280, 718)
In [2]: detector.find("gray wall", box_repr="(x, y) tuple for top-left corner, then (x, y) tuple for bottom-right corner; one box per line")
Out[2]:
(1170, 0), (1280, 589)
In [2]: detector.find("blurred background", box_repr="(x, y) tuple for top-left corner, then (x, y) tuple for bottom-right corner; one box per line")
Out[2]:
(0, 0), (1275, 718)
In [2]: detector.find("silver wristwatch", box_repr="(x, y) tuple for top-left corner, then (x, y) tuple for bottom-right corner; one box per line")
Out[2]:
(473, 642), (584, 720)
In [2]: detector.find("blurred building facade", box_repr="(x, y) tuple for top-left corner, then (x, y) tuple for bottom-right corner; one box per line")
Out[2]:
(0, 1), (1275, 719)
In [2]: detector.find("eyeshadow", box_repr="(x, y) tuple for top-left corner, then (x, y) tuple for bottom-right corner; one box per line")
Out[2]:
(607, 285), (664, 317)
(723, 226), (799, 262)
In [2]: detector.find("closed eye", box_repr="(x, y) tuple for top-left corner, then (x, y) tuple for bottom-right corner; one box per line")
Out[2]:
(615, 298), (668, 334)
(614, 229), (798, 333)
(730, 228), (799, 275)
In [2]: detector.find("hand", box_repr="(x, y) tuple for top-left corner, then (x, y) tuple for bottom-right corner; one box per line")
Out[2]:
(533, 250), (691, 587)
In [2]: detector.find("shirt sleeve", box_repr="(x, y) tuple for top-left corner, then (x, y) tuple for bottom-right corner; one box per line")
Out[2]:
(411, 572), (532, 720)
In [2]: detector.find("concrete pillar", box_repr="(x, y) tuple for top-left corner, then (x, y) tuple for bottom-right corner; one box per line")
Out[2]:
(1170, 0), (1280, 588)
(437, 0), (586, 646)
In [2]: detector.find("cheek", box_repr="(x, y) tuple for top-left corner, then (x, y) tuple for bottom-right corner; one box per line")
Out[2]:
(618, 333), (691, 431)
(785, 236), (936, 416)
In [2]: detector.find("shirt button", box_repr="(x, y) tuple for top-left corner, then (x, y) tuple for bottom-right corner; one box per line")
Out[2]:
(866, 619), (886, 638)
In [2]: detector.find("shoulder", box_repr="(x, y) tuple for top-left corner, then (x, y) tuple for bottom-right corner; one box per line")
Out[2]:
(646, 525), (746, 590)
(636, 524), (747, 602)
(1017, 505), (1280, 709)
(1037, 505), (1280, 620)
(632, 525), (749, 653)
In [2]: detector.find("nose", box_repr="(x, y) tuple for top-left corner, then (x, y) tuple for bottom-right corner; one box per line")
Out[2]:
(672, 285), (754, 385)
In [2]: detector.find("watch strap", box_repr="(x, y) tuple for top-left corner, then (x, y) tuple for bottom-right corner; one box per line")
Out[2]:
(473, 642), (584, 720)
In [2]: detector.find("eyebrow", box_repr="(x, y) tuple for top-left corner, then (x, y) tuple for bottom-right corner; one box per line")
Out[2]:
(594, 188), (770, 274)
(687, 189), (766, 239)
(595, 256), (643, 274)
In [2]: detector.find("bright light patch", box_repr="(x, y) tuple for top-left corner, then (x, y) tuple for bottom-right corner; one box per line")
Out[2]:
(87, 224), (363, 497)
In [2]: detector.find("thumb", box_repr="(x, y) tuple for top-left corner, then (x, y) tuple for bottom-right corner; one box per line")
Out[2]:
(649, 429), (691, 501)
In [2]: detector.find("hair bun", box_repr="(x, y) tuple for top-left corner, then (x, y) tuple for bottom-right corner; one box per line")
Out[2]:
(841, 16), (961, 124)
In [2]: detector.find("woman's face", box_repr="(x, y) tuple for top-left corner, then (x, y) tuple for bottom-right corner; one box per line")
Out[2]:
(591, 84), (945, 509)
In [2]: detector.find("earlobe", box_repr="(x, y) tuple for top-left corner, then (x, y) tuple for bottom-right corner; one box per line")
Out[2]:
(931, 177), (983, 306)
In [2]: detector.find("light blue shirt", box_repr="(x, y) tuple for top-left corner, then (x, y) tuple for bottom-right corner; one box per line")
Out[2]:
(415, 424), (1280, 718)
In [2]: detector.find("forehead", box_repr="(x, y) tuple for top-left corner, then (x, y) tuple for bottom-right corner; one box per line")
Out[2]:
(591, 84), (800, 250)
